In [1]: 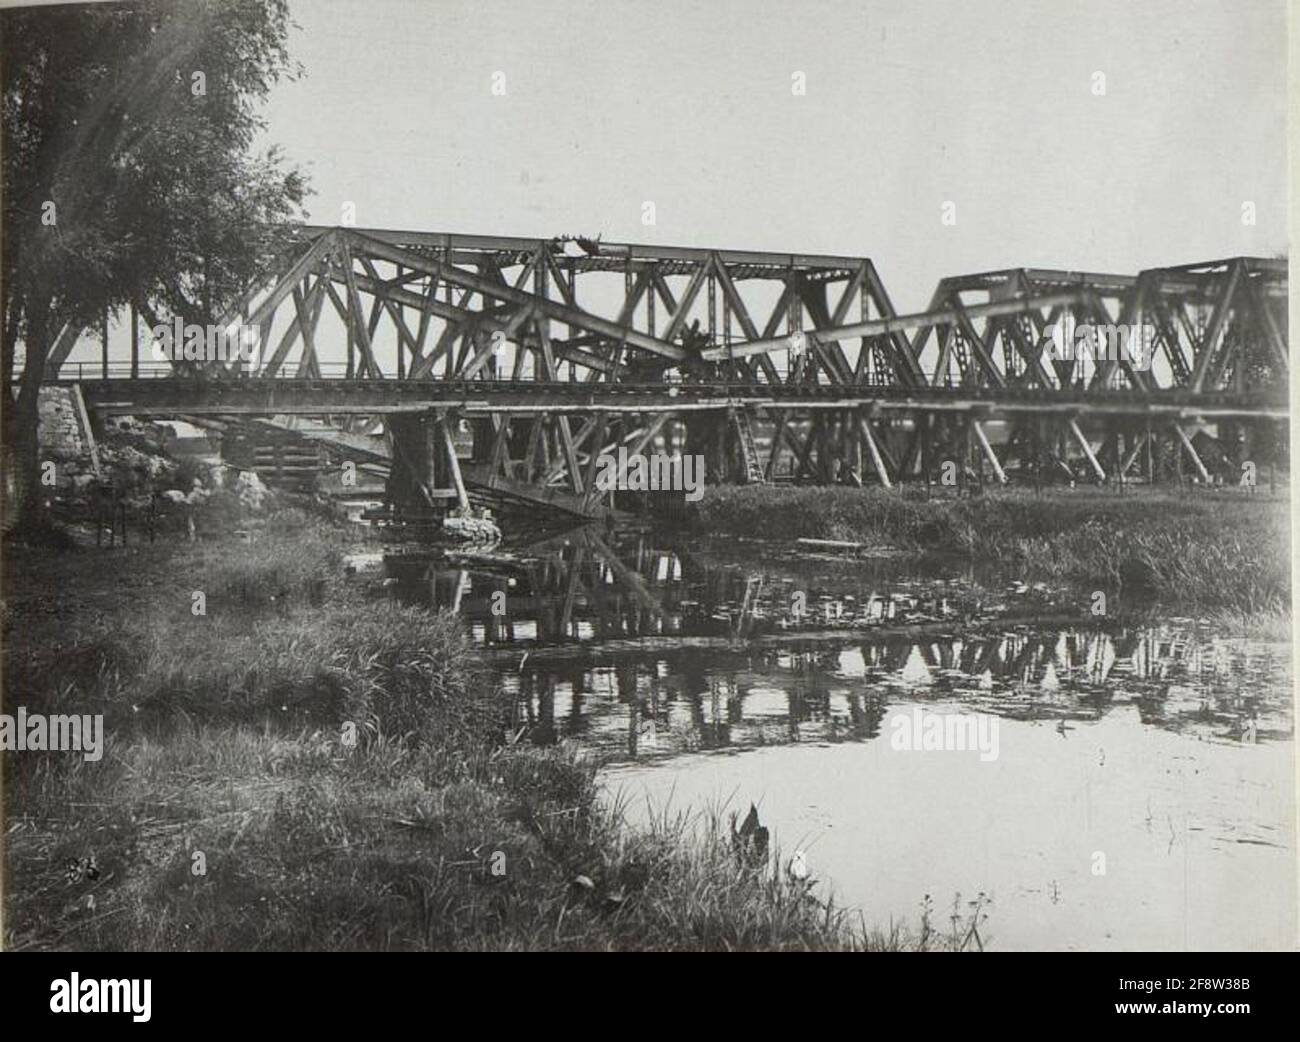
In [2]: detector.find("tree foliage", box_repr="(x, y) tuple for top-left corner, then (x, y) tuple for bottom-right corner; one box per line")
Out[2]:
(2, 0), (309, 517)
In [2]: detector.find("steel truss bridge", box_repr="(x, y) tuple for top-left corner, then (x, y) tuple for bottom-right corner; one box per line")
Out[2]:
(37, 227), (1289, 520)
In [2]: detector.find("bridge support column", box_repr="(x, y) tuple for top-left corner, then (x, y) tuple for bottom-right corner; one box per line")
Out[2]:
(683, 409), (730, 484)
(385, 410), (466, 519)
(1069, 419), (1106, 483)
(972, 419), (1006, 483)
(386, 412), (436, 516)
(437, 410), (472, 514)
(1172, 423), (1211, 484)
(856, 410), (893, 489)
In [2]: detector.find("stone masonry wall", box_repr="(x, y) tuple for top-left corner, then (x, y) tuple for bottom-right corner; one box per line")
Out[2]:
(37, 386), (88, 457)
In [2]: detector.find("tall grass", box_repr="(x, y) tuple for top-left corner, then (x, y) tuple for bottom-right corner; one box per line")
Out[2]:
(693, 485), (1291, 613)
(6, 722), (971, 951)
(4, 512), (937, 951)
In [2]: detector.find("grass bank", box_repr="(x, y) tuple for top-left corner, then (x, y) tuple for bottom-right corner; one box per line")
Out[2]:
(691, 485), (1291, 614)
(3, 512), (964, 951)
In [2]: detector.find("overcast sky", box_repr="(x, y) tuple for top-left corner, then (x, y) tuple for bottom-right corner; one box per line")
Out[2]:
(260, 0), (1287, 311)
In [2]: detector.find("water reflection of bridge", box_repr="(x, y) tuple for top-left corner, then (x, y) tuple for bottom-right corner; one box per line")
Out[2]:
(392, 527), (686, 644)
(498, 624), (1289, 761)
(389, 528), (973, 646)
(384, 530), (1290, 758)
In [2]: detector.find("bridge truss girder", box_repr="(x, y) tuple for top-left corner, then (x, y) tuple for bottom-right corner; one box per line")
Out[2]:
(41, 228), (1288, 514)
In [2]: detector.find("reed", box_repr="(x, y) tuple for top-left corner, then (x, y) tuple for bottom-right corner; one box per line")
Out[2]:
(693, 485), (1290, 613)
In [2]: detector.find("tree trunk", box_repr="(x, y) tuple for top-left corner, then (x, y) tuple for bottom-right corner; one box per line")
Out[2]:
(2, 288), (20, 404)
(5, 294), (53, 530)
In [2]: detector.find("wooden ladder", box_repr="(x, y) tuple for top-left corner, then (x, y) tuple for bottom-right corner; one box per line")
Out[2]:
(729, 406), (765, 484)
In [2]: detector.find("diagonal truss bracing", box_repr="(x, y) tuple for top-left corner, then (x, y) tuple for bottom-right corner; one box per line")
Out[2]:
(38, 228), (1288, 512)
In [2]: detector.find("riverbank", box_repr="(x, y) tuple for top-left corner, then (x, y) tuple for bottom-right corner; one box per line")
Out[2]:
(9, 481), (1285, 949)
(3, 513), (962, 951)
(690, 485), (1291, 617)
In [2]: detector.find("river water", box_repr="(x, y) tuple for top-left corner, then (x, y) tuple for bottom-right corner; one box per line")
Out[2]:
(386, 524), (1296, 951)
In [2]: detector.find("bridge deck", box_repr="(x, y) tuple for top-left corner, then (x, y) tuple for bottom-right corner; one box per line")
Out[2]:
(65, 376), (1286, 419)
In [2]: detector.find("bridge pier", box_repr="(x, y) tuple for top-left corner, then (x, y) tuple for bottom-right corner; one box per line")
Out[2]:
(682, 410), (731, 484)
(385, 409), (468, 520)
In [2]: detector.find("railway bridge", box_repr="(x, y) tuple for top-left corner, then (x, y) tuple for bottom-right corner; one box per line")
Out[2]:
(31, 227), (1289, 520)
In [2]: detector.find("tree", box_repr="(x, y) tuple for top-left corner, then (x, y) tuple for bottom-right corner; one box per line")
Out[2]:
(2, 0), (309, 525)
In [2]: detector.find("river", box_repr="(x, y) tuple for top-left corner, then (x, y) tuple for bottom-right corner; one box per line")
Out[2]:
(385, 523), (1296, 951)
